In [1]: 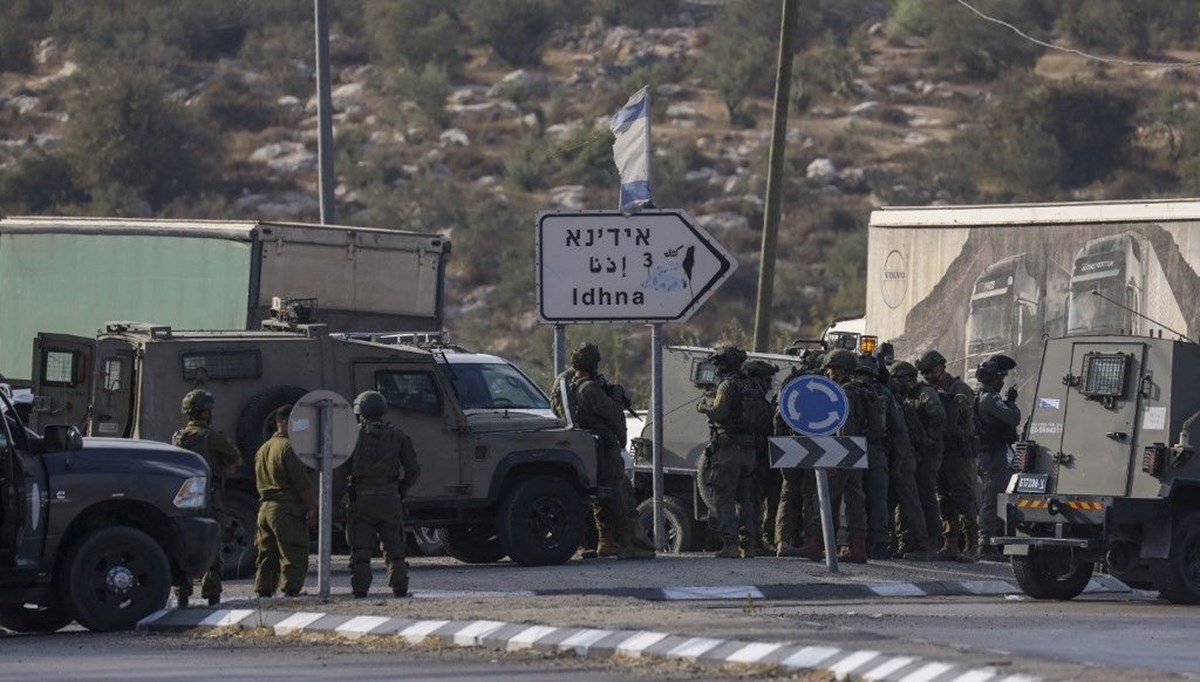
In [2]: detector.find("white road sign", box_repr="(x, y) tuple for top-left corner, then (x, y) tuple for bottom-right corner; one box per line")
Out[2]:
(537, 210), (736, 323)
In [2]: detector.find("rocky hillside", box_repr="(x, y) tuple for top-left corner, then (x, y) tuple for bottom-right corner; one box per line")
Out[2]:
(3, 0), (1200, 396)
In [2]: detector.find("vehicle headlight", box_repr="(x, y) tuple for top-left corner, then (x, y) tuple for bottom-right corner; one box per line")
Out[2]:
(173, 476), (208, 509)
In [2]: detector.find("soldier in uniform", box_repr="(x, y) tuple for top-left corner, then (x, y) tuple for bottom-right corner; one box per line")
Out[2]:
(697, 345), (764, 558)
(915, 349), (979, 562)
(743, 358), (781, 554)
(172, 389), (243, 607)
(798, 350), (870, 563)
(974, 355), (1021, 562)
(849, 357), (892, 560)
(253, 405), (318, 597)
(565, 343), (654, 560)
(889, 361), (945, 558)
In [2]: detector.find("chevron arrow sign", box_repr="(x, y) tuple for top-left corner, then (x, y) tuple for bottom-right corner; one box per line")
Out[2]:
(768, 436), (868, 469)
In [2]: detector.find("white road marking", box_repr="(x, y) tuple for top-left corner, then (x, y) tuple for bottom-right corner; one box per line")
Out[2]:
(453, 620), (507, 646)
(616, 631), (669, 657)
(862, 656), (915, 680)
(869, 583), (927, 597)
(273, 612), (325, 636)
(400, 619), (450, 644)
(198, 609), (254, 628)
(780, 646), (840, 669)
(949, 670), (996, 682)
(506, 625), (558, 650)
(664, 637), (725, 660)
(335, 615), (391, 639)
(661, 585), (765, 600)
(557, 629), (613, 655)
(725, 642), (783, 663)
(899, 662), (954, 682)
(829, 650), (880, 678)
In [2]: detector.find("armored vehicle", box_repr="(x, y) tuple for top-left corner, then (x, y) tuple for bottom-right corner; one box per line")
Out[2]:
(0, 392), (218, 633)
(995, 334), (1200, 603)
(31, 317), (601, 572)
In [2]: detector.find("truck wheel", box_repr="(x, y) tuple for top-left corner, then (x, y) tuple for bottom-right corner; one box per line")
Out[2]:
(221, 490), (259, 580)
(409, 527), (446, 557)
(1151, 510), (1200, 604)
(0, 603), (73, 633)
(496, 475), (586, 567)
(636, 496), (697, 553)
(1011, 548), (1093, 600)
(60, 526), (171, 632)
(236, 385), (308, 456)
(695, 449), (716, 513)
(436, 526), (508, 564)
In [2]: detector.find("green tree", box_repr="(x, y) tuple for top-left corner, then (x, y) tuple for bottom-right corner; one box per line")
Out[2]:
(0, 152), (83, 214)
(364, 0), (464, 73)
(921, 0), (1047, 80)
(590, 0), (680, 28)
(466, 0), (560, 68)
(702, 0), (776, 125)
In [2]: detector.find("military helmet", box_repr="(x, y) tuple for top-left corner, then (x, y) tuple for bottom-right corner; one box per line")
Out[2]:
(354, 390), (388, 418)
(889, 360), (918, 378)
(569, 342), (601, 373)
(914, 349), (947, 372)
(822, 349), (858, 372)
(708, 345), (748, 371)
(742, 359), (779, 378)
(855, 355), (879, 375)
(181, 389), (215, 415)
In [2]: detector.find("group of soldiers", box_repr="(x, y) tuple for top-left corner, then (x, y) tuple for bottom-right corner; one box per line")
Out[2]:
(172, 387), (420, 606)
(697, 343), (1021, 564)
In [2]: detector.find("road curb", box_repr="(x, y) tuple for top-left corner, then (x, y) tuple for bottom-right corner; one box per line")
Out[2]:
(138, 606), (1044, 682)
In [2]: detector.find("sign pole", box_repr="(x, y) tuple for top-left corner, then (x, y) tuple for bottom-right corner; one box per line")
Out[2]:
(317, 399), (333, 599)
(553, 325), (567, 377)
(650, 323), (665, 548)
(814, 468), (839, 574)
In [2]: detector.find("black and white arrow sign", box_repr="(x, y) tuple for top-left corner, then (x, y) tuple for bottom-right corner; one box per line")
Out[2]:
(768, 436), (868, 469)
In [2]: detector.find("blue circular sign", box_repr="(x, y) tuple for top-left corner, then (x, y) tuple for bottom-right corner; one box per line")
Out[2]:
(778, 375), (849, 436)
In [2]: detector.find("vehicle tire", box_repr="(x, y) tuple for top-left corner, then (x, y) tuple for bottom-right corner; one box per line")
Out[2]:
(236, 385), (308, 456)
(436, 526), (508, 564)
(220, 489), (259, 580)
(1011, 548), (1094, 600)
(636, 495), (698, 553)
(695, 448), (716, 514)
(60, 526), (171, 632)
(0, 603), (73, 633)
(496, 475), (586, 567)
(409, 527), (446, 557)
(1151, 510), (1200, 605)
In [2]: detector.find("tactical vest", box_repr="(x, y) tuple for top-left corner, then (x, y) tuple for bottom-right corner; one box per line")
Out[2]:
(350, 421), (403, 489)
(173, 427), (220, 486)
(849, 379), (887, 443)
(975, 393), (1019, 447)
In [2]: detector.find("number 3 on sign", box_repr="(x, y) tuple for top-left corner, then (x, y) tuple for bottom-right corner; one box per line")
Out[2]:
(643, 252), (653, 267)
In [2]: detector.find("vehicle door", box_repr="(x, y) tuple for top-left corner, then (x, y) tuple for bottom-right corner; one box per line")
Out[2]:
(352, 362), (466, 501)
(90, 339), (138, 438)
(0, 407), (49, 570)
(1056, 341), (1146, 496)
(30, 333), (96, 433)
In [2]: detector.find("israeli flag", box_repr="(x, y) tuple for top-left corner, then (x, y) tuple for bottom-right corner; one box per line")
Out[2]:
(610, 86), (653, 212)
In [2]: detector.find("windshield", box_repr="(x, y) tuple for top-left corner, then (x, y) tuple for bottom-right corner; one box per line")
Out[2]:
(967, 297), (1012, 350)
(1068, 282), (1127, 334)
(447, 362), (551, 411)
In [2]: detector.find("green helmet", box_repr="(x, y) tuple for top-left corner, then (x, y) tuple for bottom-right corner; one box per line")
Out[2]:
(708, 345), (748, 372)
(181, 389), (214, 415)
(569, 342), (601, 373)
(889, 360), (918, 378)
(353, 390), (388, 418)
(914, 349), (947, 372)
(822, 349), (858, 372)
(742, 359), (779, 378)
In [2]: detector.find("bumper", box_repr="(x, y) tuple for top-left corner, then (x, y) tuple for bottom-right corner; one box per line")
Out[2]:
(1000, 493), (1109, 526)
(173, 516), (221, 578)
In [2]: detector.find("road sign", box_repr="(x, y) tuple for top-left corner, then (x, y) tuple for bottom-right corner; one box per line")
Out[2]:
(536, 209), (737, 323)
(777, 375), (849, 436)
(288, 390), (358, 469)
(768, 435), (868, 469)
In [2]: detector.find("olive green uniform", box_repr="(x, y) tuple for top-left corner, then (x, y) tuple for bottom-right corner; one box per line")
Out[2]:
(802, 376), (869, 540)
(935, 374), (978, 549)
(849, 377), (891, 549)
(699, 372), (759, 548)
(172, 419), (240, 603)
(254, 432), (313, 596)
(902, 384), (946, 543)
(572, 374), (634, 546)
(878, 383), (930, 553)
(774, 407), (805, 550)
(345, 419), (421, 597)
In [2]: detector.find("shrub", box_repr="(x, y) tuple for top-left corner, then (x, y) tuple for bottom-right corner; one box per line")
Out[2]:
(364, 0), (464, 74)
(0, 153), (83, 214)
(590, 0), (681, 29)
(390, 63), (451, 129)
(197, 72), (278, 132)
(924, 0), (1046, 80)
(504, 134), (552, 192)
(555, 125), (617, 188)
(466, 0), (560, 68)
(702, 0), (776, 124)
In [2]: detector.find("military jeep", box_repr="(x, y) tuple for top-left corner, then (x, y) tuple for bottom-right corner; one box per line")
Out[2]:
(31, 320), (601, 572)
(995, 334), (1200, 603)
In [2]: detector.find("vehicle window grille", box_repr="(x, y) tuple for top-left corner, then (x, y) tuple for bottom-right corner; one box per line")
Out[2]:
(1081, 352), (1127, 398)
(42, 350), (79, 387)
(375, 371), (442, 415)
(181, 350), (262, 381)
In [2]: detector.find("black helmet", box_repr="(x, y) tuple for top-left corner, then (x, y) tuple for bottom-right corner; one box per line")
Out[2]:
(889, 361), (919, 379)
(914, 349), (947, 373)
(822, 349), (858, 372)
(181, 389), (214, 415)
(354, 390), (388, 418)
(976, 354), (1015, 384)
(855, 355), (879, 376)
(708, 345), (748, 372)
(570, 342), (601, 373)
(742, 359), (779, 378)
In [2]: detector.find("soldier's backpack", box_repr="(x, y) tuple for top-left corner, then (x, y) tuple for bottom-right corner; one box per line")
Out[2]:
(849, 379), (888, 441)
(736, 376), (774, 434)
(172, 427), (211, 459)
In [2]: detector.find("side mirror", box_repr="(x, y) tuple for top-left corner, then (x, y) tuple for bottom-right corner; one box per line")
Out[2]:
(43, 424), (84, 453)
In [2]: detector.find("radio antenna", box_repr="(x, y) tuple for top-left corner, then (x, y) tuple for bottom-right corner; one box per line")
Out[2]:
(1090, 289), (1190, 341)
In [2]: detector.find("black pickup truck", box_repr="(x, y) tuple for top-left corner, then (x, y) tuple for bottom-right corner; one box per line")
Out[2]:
(0, 392), (219, 632)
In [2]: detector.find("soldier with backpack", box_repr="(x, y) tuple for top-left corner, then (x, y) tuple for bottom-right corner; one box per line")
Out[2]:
(173, 389), (243, 607)
(698, 345), (772, 558)
(974, 355), (1020, 562)
(742, 358), (781, 553)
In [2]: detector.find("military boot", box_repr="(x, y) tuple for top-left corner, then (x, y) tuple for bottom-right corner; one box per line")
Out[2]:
(838, 534), (868, 564)
(617, 541), (656, 560)
(595, 529), (621, 558)
(868, 542), (892, 561)
(957, 533), (979, 563)
(901, 544), (937, 561)
(797, 533), (825, 561)
(739, 540), (757, 559)
(775, 542), (805, 557)
(714, 540), (741, 558)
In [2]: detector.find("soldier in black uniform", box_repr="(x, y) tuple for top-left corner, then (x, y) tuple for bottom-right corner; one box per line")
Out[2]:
(974, 355), (1020, 562)
(345, 390), (421, 597)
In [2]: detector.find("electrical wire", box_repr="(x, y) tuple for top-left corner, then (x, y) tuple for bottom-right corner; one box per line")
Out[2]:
(953, 0), (1200, 69)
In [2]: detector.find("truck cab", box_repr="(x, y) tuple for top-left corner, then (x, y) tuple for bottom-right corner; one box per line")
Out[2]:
(996, 334), (1200, 603)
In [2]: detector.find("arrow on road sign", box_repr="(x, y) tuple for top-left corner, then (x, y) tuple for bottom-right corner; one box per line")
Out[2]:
(536, 210), (737, 323)
(768, 436), (868, 469)
(778, 375), (849, 436)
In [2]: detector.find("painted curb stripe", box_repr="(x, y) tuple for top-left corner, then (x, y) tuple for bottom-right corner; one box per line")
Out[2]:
(401, 619), (449, 644)
(273, 612), (326, 636)
(660, 585), (765, 600)
(454, 620), (507, 646)
(665, 637), (725, 660)
(899, 662), (954, 682)
(507, 625), (558, 650)
(862, 656), (915, 680)
(557, 628), (613, 655)
(198, 609), (254, 628)
(781, 645), (841, 669)
(616, 631), (669, 657)
(829, 650), (881, 677)
(726, 642), (783, 664)
(136, 608), (171, 629)
(869, 583), (928, 597)
(336, 615), (391, 638)
(950, 670), (997, 682)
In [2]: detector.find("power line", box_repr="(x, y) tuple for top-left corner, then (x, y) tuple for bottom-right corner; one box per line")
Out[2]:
(953, 0), (1200, 69)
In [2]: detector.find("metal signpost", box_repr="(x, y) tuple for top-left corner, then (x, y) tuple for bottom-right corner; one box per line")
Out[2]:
(536, 209), (736, 548)
(771, 375), (866, 573)
(288, 390), (358, 600)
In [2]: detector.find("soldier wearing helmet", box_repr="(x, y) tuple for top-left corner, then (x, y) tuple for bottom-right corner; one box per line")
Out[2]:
(915, 348), (980, 561)
(742, 358), (780, 553)
(698, 344), (770, 559)
(172, 389), (242, 608)
(889, 361), (945, 553)
(974, 355), (1020, 561)
(344, 390), (422, 597)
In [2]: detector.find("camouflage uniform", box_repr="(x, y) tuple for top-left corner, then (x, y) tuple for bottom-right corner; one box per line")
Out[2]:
(573, 373), (638, 553)
(172, 399), (241, 606)
(698, 350), (761, 556)
(935, 372), (979, 559)
(848, 363), (891, 555)
(892, 368), (946, 546)
(743, 359), (781, 552)
(878, 380), (930, 557)
(254, 432), (314, 596)
(345, 413), (421, 598)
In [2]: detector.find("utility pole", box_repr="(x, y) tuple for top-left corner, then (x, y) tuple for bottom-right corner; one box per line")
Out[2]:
(314, 0), (336, 224)
(752, 0), (798, 353)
